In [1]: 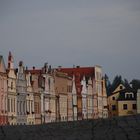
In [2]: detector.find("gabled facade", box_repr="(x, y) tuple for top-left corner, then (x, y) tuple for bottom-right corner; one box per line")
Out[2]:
(58, 65), (108, 120)
(54, 71), (69, 122)
(72, 75), (77, 121)
(0, 55), (8, 125)
(46, 73), (56, 122)
(94, 66), (103, 118)
(81, 76), (87, 119)
(87, 77), (93, 119)
(58, 67), (95, 120)
(102, 77), (108, 118)
(27, 67), (41, 124)
(107, 80), (137, 118)
(108, 83), (125, 117)
(67, 76), (73, 121)
(41, 64), (56, 123)
(26, 71), (35, 125)
(7, 52), (17, 125)
(16, 61), (27, 125)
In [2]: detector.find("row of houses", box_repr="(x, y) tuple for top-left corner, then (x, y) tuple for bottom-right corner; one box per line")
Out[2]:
(0, 52), (108, 125)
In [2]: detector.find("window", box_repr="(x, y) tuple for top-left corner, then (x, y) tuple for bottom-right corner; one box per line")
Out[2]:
(48, 78), (50, 90)
(112, 97), (115, 100)
(123, 104), (127, 110)
(132, 104), (136, 110)
(11, 81), (13, 89)
(126, 93), (133, 99)
(120, 86), (123, 90)
(112, 105), (116, 110)
(8, 99), (10, 112)
(14, 99), (15, 112)
(11, 99), (13, 112)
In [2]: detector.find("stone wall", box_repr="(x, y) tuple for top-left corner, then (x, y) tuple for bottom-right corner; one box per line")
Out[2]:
(0, 115), (140, 140)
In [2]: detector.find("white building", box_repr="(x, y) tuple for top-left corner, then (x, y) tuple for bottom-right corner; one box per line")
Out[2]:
(7, 52), (17, 125)
(102, 77), (108, 118)
(87, 77), (93, 119)
(95, 65), (103, 118)
(42, 64), (56, 123)
(72, 75), (77, 121)
(81, 76), (87, 119)
(16, 61), (27, 125)
(26, 71), (35, 125)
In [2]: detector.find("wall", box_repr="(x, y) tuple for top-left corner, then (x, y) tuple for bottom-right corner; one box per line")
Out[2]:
(118, 100), (137, 116)
(0, 115), (140, 140)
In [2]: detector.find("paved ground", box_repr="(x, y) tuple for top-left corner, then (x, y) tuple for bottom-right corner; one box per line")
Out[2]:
(0, 115), (140, 140)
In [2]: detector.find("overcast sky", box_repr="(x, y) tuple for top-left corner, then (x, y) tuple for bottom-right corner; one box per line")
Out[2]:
(0, 0), (140, 81)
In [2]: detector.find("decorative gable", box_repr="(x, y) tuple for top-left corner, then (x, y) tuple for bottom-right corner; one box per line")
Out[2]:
(112, 84), (125, 93)
(0, 56), (6, 73)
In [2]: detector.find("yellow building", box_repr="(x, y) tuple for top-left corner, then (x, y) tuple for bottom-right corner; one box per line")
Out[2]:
(117, 90), (136, 116)
(108, 83), (137, 117)
(137, 89), (140, 114)
(108, 83), (125, 117)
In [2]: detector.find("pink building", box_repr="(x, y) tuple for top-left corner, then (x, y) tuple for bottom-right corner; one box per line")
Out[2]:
(27, 67), (42, 124)
(0, 55), (8, 125)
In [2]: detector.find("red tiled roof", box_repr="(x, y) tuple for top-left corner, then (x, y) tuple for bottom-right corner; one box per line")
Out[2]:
(58, 67), (95, 95)
(26, 69), (42, 75)
(57, 67), (95, 78)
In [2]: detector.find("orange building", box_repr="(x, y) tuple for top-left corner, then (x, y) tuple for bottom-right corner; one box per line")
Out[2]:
(58, 66), (95, 120)
(54, 71), (71, 122)
(57, 65), (108, 119)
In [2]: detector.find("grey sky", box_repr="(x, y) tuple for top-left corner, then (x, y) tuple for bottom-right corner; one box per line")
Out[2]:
(0, 0), (140, 81)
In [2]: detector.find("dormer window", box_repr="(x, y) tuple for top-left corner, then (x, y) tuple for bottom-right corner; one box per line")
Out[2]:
(125, 92), (134, 99)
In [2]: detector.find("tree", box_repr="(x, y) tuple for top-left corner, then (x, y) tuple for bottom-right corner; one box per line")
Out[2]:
(104, 74), (111, 96)
(124, 78), (130, 89)
(130, 79), (140, 91)
(111, 75), (122, 92)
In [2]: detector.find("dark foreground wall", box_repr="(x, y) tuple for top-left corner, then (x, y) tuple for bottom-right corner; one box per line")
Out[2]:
(0, 115), (140, 140)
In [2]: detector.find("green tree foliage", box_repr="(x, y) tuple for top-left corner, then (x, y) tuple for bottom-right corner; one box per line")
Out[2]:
(105, 75), (130, 96)
(130, 79), (140, 91)
(104, 74), (111, 96)
(124, 78), (130, 89)
(111, 75), (122, 92)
